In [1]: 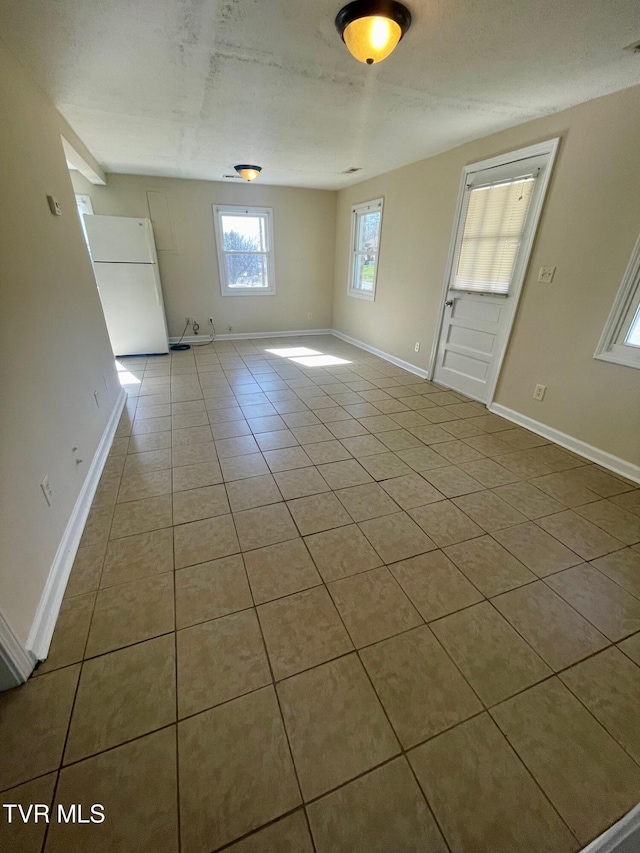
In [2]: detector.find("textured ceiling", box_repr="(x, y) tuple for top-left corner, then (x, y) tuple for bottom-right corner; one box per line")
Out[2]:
(1, 0), (639, 189)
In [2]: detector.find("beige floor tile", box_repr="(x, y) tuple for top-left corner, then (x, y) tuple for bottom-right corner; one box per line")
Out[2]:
(179, 686), (301, 852)
(172, 410), (210, 430)
(220, 452), (270, 481)
(225, 473), (281, 512)
(277, 654), (400, 800)
(124, 448), (172, 475)
(546, 564), (640, 641)
(79, 505), (113, 546)
(37, 593), (95, 674)
(537, 510), (624, 560)
(234, 502), (298, 551)
(304, 524), (382, 582)
(431, 440), (485, 464)
(85, 572), (174, 656)
(395, 446), (450, 473)
(406, 424), (460, 446)
(258, 586), (353, 680)
(377, 428), (424, 450)
(444, 534), (535, 596)
(361, 626), (482, 748)
(334, 482), (400, 520)
(327, 419), (369, 438)
(65, 635), (175, 764)
(110, 494), (172, 539)
(263, 446), (312, 472)
(492, 480), (566, 518)
(290, 424), (335, 445)
(431, 601), (551, 706)
(462, 433), (515, 457)
(493, 582), (609, 670)
(422, 465), (485, 497)
(172, 425), (213, 447)
(0, 773), (57, 853)
(0, 665), (79, 790)
(378, 473), (444, 510)
(316, 459), (373, 489)
(592, 548), (640, 598)
(178, 609), (271, 717)
(359, 511), (436, 563)
(304, 439), (352, 464)
(328, 566), (422, 648)
(101, 527), (174, 587)
(491, 678), (640, 845)
(117, 468), (171, 503)
(611, 489), (640, 516)
(389, 550), (483, 621)
(171, 461), (222, 492)
(619, 632), (640, 665)
(172, 484), (230, 524)
(254, 429), (300, 452)
(175, 554), (253, 628)
(494, 450), (553, 478)
(530, 472), (600, 507)
(273, 466), (329, 499)
(458, 457), (519, 488)
(409, 714), (578, 853)
(243, 538), (321, 604)
(128, 431), (172, 454)
(452, 490), (528, 532)
(307, 757), (448, 853)
(526, 445), (585, 473)
(357, 452), (414, 481)
(576, 499), (640, 545)
(409, 500), (483, 547)
(215, 434), (260, 458)
(560, 647), (640, 763)
(339, 433), (387, 457)
(287, 492), (352, 535)
(174, 513), (240, 568)
(568, 466), (637, 498)
(226, 812), (314, 852)
(65, 543), (105, 597)
(171, 441), (217, 468)
(492, 521), (583, 577)
(92, 467), (122, 507)
(47, 728), (178, 853)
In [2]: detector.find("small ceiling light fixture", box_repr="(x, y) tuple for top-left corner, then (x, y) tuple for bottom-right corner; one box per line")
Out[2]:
(335, 0), (411, 65)
(234, 164), (262, 181)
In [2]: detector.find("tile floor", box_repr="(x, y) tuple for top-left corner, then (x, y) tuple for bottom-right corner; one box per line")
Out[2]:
(2, 334), (640, 853)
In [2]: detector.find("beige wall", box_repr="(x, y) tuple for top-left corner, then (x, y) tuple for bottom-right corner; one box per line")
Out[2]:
(0, 39), (120, 645)
(71, 172), (336, 338)
(333, 85), (640, 465)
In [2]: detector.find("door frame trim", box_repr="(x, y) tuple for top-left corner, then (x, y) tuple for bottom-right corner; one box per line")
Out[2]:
(427, 137), (561, 401)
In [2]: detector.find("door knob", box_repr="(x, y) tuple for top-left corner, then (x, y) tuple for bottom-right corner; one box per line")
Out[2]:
(444, 300), (454, 307)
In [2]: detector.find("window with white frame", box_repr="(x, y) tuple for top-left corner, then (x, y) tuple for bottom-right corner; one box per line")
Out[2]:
(213, 205), (276, 296)
(594, 233), (640, 369)
(348, 198), (384, 300)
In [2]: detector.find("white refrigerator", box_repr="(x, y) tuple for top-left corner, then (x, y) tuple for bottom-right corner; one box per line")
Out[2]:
(84, 215), (169, 356)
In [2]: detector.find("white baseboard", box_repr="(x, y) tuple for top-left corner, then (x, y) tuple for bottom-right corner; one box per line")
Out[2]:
(25, 388), (127, 663)
(0, 611), (36, 690)
(489, 403), (640, 484)
(169, 329), (333, 344)
(581, 803), (640, 853)
(330, 330), (430, 380)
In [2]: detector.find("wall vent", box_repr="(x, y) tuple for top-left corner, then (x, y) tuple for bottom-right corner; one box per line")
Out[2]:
(222, 173), (243, 179)
(342, 167), (362, 174)
(623, 40), (640, 53)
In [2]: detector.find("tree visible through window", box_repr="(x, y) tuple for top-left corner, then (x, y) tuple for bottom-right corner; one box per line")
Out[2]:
(213, 206), (276, 295)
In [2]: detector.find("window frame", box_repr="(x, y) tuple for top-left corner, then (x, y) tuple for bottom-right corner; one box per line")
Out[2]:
(347, 197), (384, 301)
(594, 232), (640, 369)
(213, 204), (276, 297)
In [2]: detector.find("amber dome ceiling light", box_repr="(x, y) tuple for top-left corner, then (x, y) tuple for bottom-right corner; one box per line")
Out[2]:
(335, 0), (411, 65)
(234, 165), (262, 181)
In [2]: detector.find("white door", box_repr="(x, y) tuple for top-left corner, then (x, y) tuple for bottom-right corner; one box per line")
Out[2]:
(432, 141), (558, 402)
(94, 262), (169, 356)
(84, 216), (155, 263)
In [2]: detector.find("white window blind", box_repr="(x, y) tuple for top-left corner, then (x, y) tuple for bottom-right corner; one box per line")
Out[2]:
(451, 176), (535, 295)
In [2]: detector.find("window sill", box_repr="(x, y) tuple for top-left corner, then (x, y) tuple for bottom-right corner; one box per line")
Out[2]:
(348, 289), (375, 301)
(220, 289), (277, 297)
(594, 349), (640, 370)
